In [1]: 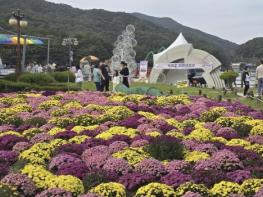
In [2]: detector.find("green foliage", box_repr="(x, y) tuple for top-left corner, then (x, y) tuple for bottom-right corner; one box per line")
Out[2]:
(25, 117), (48, 127)
(18, 73), (56, 85)
(74, 114), (97, 126)
(4, 73), (17, 82)
(23, 128), (43, 139)
(0, 183), (19, 197)
(83, 172), (109, 192)
(220, 71), (239, 89)
(49, 117), (74, 128)
(220, 71), (239, 81)
(0, 79), (79, 92)
(232, 121), (252, 137)
(0, 115), (23, 127)
(144, 136), (184, 161)
(0, 80), (32, 92)
(236, 38), (263, 61)
(50, 71), (76, 83)
(10, 160), (29, 174)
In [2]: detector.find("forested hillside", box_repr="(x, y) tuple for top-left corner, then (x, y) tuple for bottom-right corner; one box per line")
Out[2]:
(0, 0), (243, 66)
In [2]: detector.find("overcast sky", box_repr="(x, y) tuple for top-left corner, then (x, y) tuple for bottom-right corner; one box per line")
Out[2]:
(47, 0), (263, 44)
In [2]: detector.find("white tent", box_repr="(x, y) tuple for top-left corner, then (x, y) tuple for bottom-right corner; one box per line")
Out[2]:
(150, 33), (225, 88)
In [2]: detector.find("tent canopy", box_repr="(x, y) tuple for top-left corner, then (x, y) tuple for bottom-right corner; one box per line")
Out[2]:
(0, 34), (44, 45)
(150, 33), (225, 88)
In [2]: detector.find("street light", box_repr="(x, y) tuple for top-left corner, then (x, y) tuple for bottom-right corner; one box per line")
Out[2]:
(62, 38), (78, 68)
(9, 9), (28, 80)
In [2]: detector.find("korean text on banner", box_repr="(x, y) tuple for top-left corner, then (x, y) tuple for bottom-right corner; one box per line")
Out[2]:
(155, 63), (213, 70)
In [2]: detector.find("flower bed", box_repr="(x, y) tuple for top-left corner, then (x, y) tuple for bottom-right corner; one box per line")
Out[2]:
(0, 91), (263, 196)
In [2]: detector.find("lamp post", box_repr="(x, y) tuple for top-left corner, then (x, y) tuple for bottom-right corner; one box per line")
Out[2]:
(9, 9), (28, 80)
(62, 38), (78, 68)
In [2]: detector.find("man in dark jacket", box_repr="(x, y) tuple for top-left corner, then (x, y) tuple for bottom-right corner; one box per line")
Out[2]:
(120, 61), (130, 88)
(100, 61), (110, 91)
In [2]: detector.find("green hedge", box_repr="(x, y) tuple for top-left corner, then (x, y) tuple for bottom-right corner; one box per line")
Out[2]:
(5, 72), (76, 84)
(18, 73), (56, 85)
(0, 80), (79, 92)
(50, 71), (75, 83)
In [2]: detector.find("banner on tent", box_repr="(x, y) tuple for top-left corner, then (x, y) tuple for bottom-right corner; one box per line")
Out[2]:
(155, 63), (213, 70)
(139, 61), (148, 78)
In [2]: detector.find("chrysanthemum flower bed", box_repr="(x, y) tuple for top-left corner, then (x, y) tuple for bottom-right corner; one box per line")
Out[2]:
(0, 91), (263, 196)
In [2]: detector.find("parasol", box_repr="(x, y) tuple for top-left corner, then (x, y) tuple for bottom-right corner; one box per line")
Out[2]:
(80, 55), (100, 63)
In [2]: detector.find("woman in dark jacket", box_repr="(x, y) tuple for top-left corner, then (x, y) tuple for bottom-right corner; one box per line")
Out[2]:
(120, 61), (130, 88)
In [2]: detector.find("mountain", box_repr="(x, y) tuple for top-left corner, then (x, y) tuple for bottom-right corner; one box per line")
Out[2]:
(0, 0), (237, 66)
(132, 13), (238, 65)
(235, 38), (263, 63)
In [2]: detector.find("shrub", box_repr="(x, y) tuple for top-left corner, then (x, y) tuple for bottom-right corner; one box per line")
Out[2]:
(83, 171), (113, 192)
(25, 117), (47, 127)
(4, 73), (16, 81)
(0, 183), (19, 197)
(220, 71), (238, 89)
(18, 73), (56, 85)
(144, 136), (184, 161)
(50, 71), (75, 83)
(0, 80), (32, 92)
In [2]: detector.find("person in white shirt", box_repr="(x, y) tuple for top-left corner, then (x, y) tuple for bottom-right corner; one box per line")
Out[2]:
(256, 59), (263, 96)
(38, 65), (43, 73)
(75, 65), (84, 90)
(112, 70), (120, 92)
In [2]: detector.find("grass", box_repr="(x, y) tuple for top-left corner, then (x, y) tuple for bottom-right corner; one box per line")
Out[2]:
(67, 81), (263, 110)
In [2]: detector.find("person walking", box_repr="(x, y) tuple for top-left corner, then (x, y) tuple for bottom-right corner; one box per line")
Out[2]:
(120, 61), (130, 88)
(242, 66), (250, 96)
(93, 64), (105, 91)
(256, 59), (263, 96)
(75, 65), (84, 90)
(100, 61), (110, 91)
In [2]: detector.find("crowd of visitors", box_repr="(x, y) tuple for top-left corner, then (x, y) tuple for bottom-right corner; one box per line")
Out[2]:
(25, 63), (57, 73)
(70, 60), (130, 92)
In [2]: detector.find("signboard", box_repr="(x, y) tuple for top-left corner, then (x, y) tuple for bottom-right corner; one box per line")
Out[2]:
(155, 63), (213, 70)
(139, 61), (148, 78)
